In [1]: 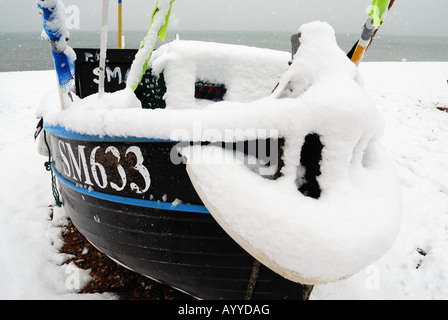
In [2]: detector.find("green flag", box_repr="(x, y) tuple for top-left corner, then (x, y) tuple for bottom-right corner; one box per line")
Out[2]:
(151, 0), (175, 42)
(129, 0), (175, 91)
(140, 0), (175, 49)
(368, 0), (390, 27)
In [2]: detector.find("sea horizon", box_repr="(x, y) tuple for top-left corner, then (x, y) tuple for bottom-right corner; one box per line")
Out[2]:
(1, 30), (447, 72)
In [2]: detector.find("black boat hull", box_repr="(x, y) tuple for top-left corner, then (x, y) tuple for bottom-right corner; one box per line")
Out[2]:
(47, 127), (306, 300)
(59, 178), (306, 299)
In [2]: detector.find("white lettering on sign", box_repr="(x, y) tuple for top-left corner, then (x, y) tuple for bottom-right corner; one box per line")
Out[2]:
(58, 142), (151, 194)
(93, 66), (126, 85)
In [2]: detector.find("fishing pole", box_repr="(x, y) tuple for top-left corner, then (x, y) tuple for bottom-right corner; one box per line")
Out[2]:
(37, 0), (76, 110)
(348, 0), (396, 66)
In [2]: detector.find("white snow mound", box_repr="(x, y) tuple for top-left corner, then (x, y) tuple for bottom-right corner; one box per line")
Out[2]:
(183, 21), (403, 285)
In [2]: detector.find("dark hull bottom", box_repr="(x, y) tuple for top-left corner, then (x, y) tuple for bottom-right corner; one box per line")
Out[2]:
(60, 184), (307, 300)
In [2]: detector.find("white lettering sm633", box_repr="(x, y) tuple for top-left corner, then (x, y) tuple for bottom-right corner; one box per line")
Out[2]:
(58, 141), (151, 194)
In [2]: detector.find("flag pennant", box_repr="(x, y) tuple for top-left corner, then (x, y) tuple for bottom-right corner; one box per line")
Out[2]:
(129, 0), (175, 91)
(150, 0), (175, 42)
(368, 0), (390, 27)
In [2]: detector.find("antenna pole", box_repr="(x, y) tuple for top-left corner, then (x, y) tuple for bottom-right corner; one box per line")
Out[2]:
(99, 0), (110, 97)
(118, 0), (123, 49)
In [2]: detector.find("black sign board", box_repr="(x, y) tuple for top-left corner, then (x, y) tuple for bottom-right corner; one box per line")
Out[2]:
(74, 48), (137, 98)
(73, 48), (166, 109)
(73, 48), (230, 109)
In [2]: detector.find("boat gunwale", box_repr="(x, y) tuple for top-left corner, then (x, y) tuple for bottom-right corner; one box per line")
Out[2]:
(44, 124), (179, 143)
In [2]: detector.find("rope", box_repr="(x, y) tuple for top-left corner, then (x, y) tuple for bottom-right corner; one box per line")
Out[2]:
(302, 285), (314, 301)
(245, 259), (261, 300)
(43, 131), (63, 207)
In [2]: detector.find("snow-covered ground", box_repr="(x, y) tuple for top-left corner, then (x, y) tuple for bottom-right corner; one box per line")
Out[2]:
(313, 62), (448, 299)
(0, 71), (114, 300)
(0, 61), (447, 299)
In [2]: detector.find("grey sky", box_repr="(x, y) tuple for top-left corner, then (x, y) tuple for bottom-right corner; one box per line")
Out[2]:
(1, 0), (447, 37)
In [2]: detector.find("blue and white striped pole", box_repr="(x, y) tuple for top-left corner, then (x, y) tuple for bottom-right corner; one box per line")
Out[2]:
(37, 0), (76, 109)
(37, 0), (76, 89)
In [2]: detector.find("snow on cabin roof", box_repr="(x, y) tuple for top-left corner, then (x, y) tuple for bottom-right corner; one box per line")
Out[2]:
(149, 39), (291, 107)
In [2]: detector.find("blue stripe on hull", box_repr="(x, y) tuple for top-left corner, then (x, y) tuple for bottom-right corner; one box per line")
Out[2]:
(52, 164), (210, 214)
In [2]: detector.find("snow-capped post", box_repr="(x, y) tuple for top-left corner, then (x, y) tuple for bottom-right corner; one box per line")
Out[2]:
(127, 0), (175, 91)
(349, 0), (395, 66)
(99, 0), (111, 98)
(36, 0), (76, 110)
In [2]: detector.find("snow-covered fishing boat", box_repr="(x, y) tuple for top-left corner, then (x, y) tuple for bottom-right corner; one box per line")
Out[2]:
(36, 0), (402, 300)
(43, 42), (307, 300)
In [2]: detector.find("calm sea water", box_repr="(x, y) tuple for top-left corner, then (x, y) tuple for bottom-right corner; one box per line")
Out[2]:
(0, 30), (447, 72)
